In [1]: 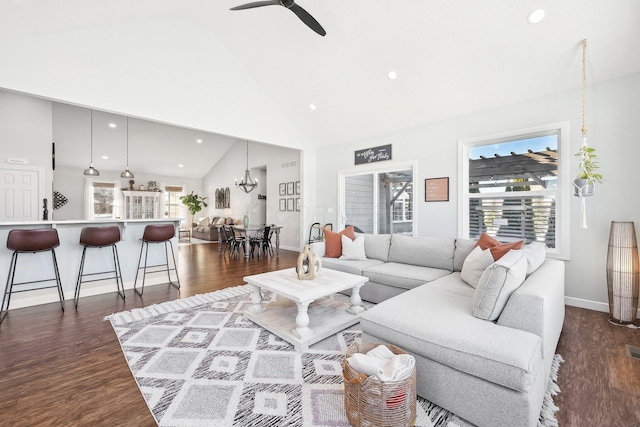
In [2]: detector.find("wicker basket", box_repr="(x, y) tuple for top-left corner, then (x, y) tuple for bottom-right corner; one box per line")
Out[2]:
(342, 343), (417, 427)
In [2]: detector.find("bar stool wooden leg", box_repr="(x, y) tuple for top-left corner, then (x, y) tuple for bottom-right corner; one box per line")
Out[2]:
(0, 252), (18, 324)
(74, 246), (88, 308)
(112, 245), (126, 300)
(134, 241), (149, 297)
(166, 241), (180, 290)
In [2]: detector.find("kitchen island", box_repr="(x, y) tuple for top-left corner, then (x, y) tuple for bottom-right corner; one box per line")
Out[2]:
(0, 218), (182, 310)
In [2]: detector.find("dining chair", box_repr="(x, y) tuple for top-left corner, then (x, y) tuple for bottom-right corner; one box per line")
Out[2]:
(228, 225), (246, 259)
(250, 225), (271, 258)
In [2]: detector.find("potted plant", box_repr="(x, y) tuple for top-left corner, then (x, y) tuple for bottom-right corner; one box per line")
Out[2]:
(179, 191), (208, 227)
(573, 144), (603, 197)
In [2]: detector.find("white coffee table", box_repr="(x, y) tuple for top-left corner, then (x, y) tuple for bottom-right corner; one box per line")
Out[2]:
(243, 268), (368, 351)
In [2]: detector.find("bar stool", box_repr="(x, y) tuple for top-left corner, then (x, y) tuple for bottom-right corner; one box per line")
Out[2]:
(134, 224), (180, 296)
(74, 225), (125, 308)
(1, 228), (64, 324)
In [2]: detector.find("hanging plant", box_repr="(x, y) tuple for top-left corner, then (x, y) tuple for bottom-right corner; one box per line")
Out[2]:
(573, 39), (604, 229)
(573, 143), (603, 197)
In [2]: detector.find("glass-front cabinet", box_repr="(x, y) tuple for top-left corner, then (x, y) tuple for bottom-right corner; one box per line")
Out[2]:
(122, 191), (160, 219)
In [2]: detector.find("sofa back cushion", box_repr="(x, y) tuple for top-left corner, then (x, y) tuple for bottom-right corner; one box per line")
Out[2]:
(360, 233), (391, 261)
(453, 238), (476, 271)
(324, 226), (355, 258)
(388, 234), (455, 271)
(473, 249), (527, 321)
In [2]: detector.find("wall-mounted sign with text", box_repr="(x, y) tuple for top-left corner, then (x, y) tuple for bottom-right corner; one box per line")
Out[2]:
(354, 144), (392, 165)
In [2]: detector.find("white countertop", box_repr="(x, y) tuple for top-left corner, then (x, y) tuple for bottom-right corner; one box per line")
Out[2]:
(0, 218), (184, 227)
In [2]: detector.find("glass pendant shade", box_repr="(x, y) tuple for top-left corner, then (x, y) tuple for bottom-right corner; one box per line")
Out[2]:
(84, 110), (99, 176)
(84, 163), (99, 176)
(120, 168), (134, 179)
(606, 221), (640, 325)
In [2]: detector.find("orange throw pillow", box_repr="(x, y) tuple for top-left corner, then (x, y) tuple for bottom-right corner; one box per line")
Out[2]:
(324, 226), (355, 258)
(475, 233), (523, 261)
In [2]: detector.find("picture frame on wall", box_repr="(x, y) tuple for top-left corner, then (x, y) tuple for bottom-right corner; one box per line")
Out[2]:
(287, 181), (295, 195)
(296, 198), (300, 211)
(295, 181), (301, 195)
(279, 183), (286, 196)
(279, 198), (286, 211)
(287, 198), (294, 211)
(425, 177), (449, 202)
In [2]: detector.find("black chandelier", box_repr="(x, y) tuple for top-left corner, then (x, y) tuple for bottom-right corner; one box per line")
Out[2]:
(235, 140), (257, 193)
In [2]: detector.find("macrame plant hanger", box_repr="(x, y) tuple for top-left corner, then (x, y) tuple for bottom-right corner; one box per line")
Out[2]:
(573, 39), (590, 229)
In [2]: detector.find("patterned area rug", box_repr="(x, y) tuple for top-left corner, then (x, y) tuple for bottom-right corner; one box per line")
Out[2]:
(107, 285), (562, 427)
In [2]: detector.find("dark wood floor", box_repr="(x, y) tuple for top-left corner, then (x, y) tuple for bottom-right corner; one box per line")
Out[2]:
(0, 242), (638, 426)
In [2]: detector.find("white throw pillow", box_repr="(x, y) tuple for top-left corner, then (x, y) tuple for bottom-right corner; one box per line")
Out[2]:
(216, 217), (226, 225)
(197, 217), (210, 227)
(460, 246), (494, 288)
(472, 250), (527, 321)
(519, 242), (546, 275)
(340, 234), (367, 261)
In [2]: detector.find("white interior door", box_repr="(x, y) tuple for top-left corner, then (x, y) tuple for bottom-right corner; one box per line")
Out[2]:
(0, 167), (41, 221)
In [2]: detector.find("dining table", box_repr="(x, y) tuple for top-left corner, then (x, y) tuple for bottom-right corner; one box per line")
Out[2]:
(218, 224), (282, 259)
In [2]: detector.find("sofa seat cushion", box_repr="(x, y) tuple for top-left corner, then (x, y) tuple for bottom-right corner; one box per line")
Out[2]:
(360, 274), (542, 393)
(320, 257), (385, 276)
(194, 226), (209, 233)
(363, 262), (450, 290)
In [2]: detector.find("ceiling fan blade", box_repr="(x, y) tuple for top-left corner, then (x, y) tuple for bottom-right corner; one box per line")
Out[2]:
(230, 1), (280, 11)
(289, 3), (326, 36)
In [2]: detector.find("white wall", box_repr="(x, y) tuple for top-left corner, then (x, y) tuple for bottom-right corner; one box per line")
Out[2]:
(314, 72), (640, 312)
(203, 141), (301, 250)
(0, 90), (204, 221)
(52, 166), (203, 220)
(0, 18), (312, 151)
(0, 91), (53, 211)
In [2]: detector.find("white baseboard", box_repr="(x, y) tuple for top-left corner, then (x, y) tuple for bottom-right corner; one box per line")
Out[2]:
(564, 296), (640, 317)
(7, 274), (173, 310)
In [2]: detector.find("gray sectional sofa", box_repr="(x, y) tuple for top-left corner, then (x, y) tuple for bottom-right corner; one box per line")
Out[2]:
(321, 233), (565, 427)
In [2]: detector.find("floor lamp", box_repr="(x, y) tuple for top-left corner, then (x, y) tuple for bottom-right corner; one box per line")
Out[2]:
(606, 221), (639, 325)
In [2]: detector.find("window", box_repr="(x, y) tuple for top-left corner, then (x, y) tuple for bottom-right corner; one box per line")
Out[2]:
(164, 185), (185, 219)
(84, 179), (119, 220)
(339, 162), (416, 235)
(458, 122), (570, 259)
(392, 182), (413, 223)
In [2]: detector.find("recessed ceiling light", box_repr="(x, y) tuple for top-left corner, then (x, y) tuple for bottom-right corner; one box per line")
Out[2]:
(196, 139), (203, 143)
(527, 9), (545, 24)
(178, 164), (184, 168)
(101, 155), (109, 160)
(108, 123), (117, 128)
(388, 70), (397, 80)
(309, 103), (317, 111)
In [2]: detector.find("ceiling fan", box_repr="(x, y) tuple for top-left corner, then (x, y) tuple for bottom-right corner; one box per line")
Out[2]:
(230, 0), (326, 37)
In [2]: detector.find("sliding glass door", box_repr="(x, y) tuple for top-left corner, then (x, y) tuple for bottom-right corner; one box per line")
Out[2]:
(339, 163), (415, 235)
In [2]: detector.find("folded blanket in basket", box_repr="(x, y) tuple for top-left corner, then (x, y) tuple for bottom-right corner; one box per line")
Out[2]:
(347, 345), (415, 381)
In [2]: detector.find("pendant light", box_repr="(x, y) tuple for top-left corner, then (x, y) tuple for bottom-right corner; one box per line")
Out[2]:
(120, 116), (134, 178)
(83, 109), (100, 176)
(235, 140), (258, 193)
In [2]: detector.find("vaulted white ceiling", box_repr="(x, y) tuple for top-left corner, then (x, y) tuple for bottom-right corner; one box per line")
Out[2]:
(1, 0), (639, 155)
